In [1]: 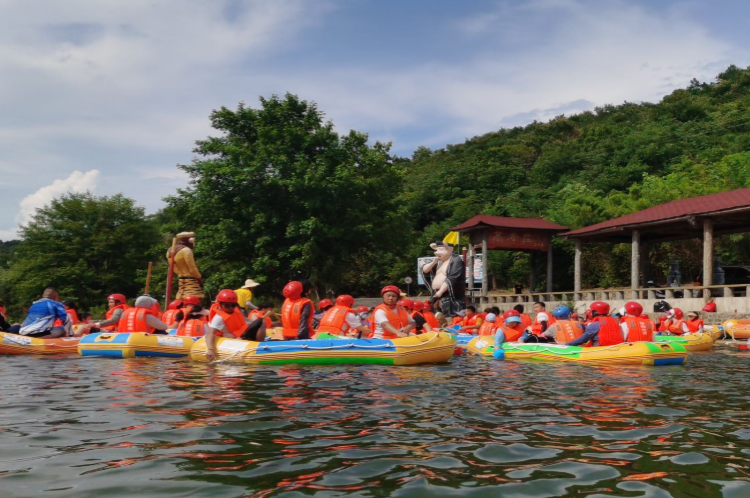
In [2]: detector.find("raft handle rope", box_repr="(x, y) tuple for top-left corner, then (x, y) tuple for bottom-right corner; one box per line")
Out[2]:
(501, 341), (678, 357)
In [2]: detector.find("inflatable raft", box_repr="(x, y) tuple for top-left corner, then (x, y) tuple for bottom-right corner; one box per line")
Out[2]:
(466, 336), (687, 365)
(190, 331), (456, 365)
(78, 332), (198, 358)
(654, 333), (715, 352)
(720, 319), (750, 340)
(0, 332), (81, 355)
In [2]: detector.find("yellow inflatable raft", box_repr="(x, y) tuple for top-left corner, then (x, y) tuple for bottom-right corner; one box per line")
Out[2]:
(720, 319), (750, 340)
(78, 332), (198, 358)
(0, 332), (81, 355)
(466, 336), (687, 366)
(191, 331), (456, 365)
(654, 332), (715, 352)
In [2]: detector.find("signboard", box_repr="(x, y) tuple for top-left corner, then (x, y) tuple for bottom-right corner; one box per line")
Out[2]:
(416, 256), (482, 286)
(475, 229), (550, 251)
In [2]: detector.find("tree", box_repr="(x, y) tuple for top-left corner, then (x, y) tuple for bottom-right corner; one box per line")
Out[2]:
(1, 193), (161, 316)
(169, 94), (407, 296)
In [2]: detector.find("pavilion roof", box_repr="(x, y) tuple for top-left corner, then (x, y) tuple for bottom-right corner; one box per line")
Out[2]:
(451, 214), (568, 232)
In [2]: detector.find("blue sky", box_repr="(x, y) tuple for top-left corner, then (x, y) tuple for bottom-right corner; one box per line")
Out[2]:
(1, 0), (749, 239)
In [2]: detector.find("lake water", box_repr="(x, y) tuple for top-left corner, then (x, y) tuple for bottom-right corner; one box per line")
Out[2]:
(1, 343), (750, 497)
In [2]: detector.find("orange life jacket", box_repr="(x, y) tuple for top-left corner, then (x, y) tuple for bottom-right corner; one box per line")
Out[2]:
(548, 319), (583, 343)
(594, 316), (624, 346)
(208, 302), (221, 321)
(422, 311), (439, 328)
(462, 314), (480, 328)
(248, 309), (273, 329)
(531, 313), (556, 335)
(451, 316), (462, 326)
(67, 308), (80, 325)
(214, 308), (248, 338)
(477, 320), (497, 336)
(519, 313), (532, 329)
(150, 302), (162, 320)
(316, 305), (352, 335)
(117, 308), (156, 333)
(103, 304), (128, 331)
(499, 323), (526, 342)
(621, 316), (653, 342)
(176, 318), (207, 337)
(162, 309), (180, 327)
(373, 303), (410, 339)
(281, 298), (314, 339)
(685, 318), (704, 333)
(667, 319), (687, 336)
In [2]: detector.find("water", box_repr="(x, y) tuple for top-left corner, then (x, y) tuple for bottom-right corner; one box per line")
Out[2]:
(2, 344), (750, 498)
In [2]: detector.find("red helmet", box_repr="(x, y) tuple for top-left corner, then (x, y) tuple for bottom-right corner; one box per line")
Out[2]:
(183, 295), (201, 306)
(283, 281), (303, 299)
(672, 308), (684, 320)
(412, 301), (424, 312)
(167, 299), (183, 310)
(590, 301), (610, 316)
(356, 306), (369, 314)
(502, 310), (520, 319)
(381, 285), (401, 296)
(108, 294), (127, 305)
(335, 295), (354, 308)
(658, 315), (667, 323)
(571, 313), (579, 319)
(217, 289), (238, 304)
(585, 309), (593, 320)
(398, 299), (414, 310)
(317, 299), (334, 310)
(640, 314), (650, 320)
(624, 301), (643, 316)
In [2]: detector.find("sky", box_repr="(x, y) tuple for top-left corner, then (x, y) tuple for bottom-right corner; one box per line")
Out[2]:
(1, 0), (749, 240)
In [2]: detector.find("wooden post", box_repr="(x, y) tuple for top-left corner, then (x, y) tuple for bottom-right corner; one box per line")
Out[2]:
(144, 262), (153, 295)
(631, 230), (640, 298)
(468, 244), (475, 291)
(165, 237), (177, 304)
(703, 219), (713, 299)
(529, 252), (537, 293)
(481, 231), (488, 296)
(574, 239), (582, 292)
(640, 242), (649, 286)
(546, 241), (553, 294)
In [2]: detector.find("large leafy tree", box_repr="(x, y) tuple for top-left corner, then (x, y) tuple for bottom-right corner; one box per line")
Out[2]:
(169, 94), (407, 296)
(1, 193), (161, 316)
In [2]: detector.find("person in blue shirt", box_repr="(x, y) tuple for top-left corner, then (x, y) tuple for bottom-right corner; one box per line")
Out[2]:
(10, 287), (71, 338)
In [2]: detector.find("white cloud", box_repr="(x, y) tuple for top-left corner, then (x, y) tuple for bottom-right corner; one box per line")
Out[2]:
(16, 169), (100, 226)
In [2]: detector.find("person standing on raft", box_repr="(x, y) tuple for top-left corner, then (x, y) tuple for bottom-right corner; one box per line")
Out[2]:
(167, 232), (204, 300)
(421, 240), (466, 320)
(281, 280), (315, 340)
(372, 286), (416, 339)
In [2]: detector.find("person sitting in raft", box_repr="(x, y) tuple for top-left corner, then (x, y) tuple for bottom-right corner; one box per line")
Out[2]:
(0, 307), (10, 332)
(61, 300), (80, 325)
(410, 301), (434, 335)
(204, 289), (263, 361)
(317, 295), (371, 338)
(477, 313), (498, 336)
(685, 311), (704, 333)
(281, 280), (315, 340)
(91, 294), (128, 332)
(513, 304), (533, 329)
(173, 295), (207, 322)
(533, 306), (584, 343)
(702, 297), (716, 313)
(566, 301), (622, 347)
(313, 298), (333, 329)
(459, 305), (483, 334)
(494, 312), (526, 347)
(117, 296), (171, 334)
(356, 305), (371, 328)
(420, 301), (440, 329)
(175, 299), (210, 337)
(235, 278), (260, 315)
(619, 302), (654, 342)
(161, 299), (184, 327)
(520, 302), (555, 343)
(372, 286), (416, 339)
(661, 308), (689, 335)
(10, 287), (71, 338)
(247, 301), (274, 334)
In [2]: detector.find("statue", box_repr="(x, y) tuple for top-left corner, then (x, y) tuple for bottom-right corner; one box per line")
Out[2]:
(421, 241), (465, 318)
(166, 232), (204, 299)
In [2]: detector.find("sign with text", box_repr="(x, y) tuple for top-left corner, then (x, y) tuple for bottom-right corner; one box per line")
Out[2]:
(480, 229), (550, 251)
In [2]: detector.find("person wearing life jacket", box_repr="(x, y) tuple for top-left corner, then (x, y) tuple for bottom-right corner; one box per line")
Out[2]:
(91, 293), (128, 332)
(702, 297), (716, 313)
(684, 311), (704, 333)
(566, 301), (623, 347)
(640, 313), (656, 332)
(317, 295), (371, 338)
(617, 302), (654, 342)
(513, 304), (533, 329)
(173, 295), (207, 323)
(356, 305), (371, 329)
(459, 306), (483, 334)
(372, 286), (415, 339)
(161, 300), (184, 327)
(477, 313), (498, 336)
(174, 295), (209, 337)
(281, 280), (315, 340)
(313, 298), (334, 329)
(118, 296), (171, 334)
(248, 302), (274, 329)
(664, 308), (689, 335)
(204, 289), (257, 361)
(409, 301), (433, 335)
(528, 301), (556, 337)
(538, 306), (584, 344)
(61, 300), (80, 325)
(494, 312), (526, 346)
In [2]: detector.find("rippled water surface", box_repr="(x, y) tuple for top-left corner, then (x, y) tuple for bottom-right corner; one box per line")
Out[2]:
(2, 343), (750, 497)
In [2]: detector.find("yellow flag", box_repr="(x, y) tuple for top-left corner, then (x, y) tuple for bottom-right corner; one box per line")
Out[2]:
(443, 231), (460, 246)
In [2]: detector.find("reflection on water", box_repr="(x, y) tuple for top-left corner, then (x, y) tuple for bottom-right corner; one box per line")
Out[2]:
(1, 346), (750, 497)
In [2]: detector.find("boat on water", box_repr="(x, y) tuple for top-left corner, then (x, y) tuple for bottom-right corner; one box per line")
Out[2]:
(0, 331), (81, 355)
(78, 332), (198, 358)
(190, 330), (456, 365)
(719, 319), (750, 340)
(466, 336), (687, 366)
(654, 332), (715, 352)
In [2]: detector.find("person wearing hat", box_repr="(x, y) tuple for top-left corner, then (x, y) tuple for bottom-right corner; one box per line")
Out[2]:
(685, 311), (704, 333)
(420, 240), (466, 319)
(167, 232), (204, 299)
(235, 279), (260, 315)
(495, 311), (526, 346)
(477, 313), (498, 336)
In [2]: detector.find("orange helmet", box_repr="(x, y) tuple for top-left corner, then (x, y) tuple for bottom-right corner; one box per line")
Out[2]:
(381, 285), (401, 296)
(335, 295), (354, 308)
(398, 299), (414, 310)
(356, 306), (369, 314)
(640, 314), (650, 320)
(412, 301), (424, 312)
(167, 299), (183, 310)
(283, 281), (303, 299)
(108, 294), (127, 305)
(317, 299), (334, 310)
(217, 289), (238, 304)
(183, 295), (201, 306)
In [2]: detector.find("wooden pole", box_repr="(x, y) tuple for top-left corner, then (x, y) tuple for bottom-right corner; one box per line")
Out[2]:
(144, 262), (153, 295)
(546, 241), (553, 294)
(703, 219), (713, 299)
(165, 237), (177, 304)
(481, 231), (488, 296)
(574, 239), (582, 293)
(631, 230), (640, 298)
